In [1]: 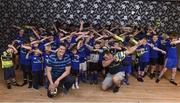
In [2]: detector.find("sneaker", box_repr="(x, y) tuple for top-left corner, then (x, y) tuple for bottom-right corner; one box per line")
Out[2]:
(125, 81), (130, 85)
(155, 79), (160, 83)
(75, 84), (79, 89)
(170, 80), (178, 86)
(90, 80), (93, 85)
(149, 73), (154, 79)
(123, 79), (130, 85)
(94, 80), (98, 85)
(137, 77), (144, 82)
(157, 71), (160, 75)
(60, 85), (68, 94)
(12, 82), (21, 86)
(72, 84), (75, 89)
(113, 86), (120, 93)
(7, 83), (11, 89)
(28, 82), (32, 88)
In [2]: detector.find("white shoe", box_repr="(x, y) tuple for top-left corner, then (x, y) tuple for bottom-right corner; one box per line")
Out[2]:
(75, 83), (79, 89)
(72, 84), (75, 89)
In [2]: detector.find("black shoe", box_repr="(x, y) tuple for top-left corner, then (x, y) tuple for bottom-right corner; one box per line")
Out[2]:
(149, 73), (154, 79)
(90, 80), (93, 85)
(94, 80), (98, 84)
(7, 83), (11, 89)
(113, 86), (120, 93)
(28, 82), (32, 88)
(156, 71), (160, 77)
(170, 80), (178, 86)
(33, 86), (39, 90)
(60, 85), (68, 94)
(124, 81), (130, 85)
(137, 77), (144, 82)
(177, 68), (180, 72)
(155, 79), (160, 83)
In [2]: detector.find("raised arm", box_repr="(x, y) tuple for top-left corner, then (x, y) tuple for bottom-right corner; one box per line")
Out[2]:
(52, 23), (58, 33)
(8, 45), (18, 54)
(125, 40), (143, 55)
(30, 27), (41, 40)
(60, 35), (70, 41)
(79, 20), (84, 32)
(171, 38), (180, 45)
(21, 44), (32, 50)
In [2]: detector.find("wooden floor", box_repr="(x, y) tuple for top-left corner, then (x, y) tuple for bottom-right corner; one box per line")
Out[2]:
(0, 69), (180, 103)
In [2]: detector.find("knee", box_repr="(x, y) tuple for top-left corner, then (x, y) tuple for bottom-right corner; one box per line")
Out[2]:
(163, 68), (167, 72)
(172, 68), (177, 73)
(112, 76), (121, 83)
(101, 85), (108, 91)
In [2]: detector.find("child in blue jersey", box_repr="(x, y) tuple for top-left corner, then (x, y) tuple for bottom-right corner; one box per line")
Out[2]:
(149, 34), (161, 79)
(156, 34), (180, 85)
(13, 29), (26, 70)
(157, 33), (167, 76)
(136, 37), (165, 82)
(42, 45), (53, 89)
(26, 49), (43, 89)
(19, 42), (33, 88)
(77, 39), (88, 83)
(122, 44), (133, 85)
(69, 46), (80, 89)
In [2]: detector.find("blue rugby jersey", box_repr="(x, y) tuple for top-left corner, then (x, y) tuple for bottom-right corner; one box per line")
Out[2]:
(138, 44), (150, 63)
(19, 48), (31, 65)
(47, 53), (71, 78)
(69, 52), (80, 70)
(150, 40), (160, 59)
(28, 54), (43, 72)
(78, 45), (88, 63)
(166, 40), (178, 59)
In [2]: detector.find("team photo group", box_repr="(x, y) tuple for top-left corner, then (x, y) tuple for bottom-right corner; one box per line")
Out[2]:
(1, 20), (180, 98)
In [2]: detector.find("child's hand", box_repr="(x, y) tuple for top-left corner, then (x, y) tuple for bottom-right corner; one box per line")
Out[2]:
(8, 44), (13, 48)
(80, 20), (84, 25)
(161, 50), (166, 54)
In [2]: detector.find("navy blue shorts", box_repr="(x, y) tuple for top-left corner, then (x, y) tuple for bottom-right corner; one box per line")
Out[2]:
(150, 58), (158, 65)
(139, 62), (148, 71)
(71, 69), (79, 76)
(165, 58), (178, 69)
(89, 62), (99, 72)
(3, 67), (15, 80)
(123, 65), (132, 74)
(158, 53), (165, 65)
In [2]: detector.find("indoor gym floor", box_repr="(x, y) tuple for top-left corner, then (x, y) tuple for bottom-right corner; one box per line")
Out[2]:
(0, 68), (180, 103)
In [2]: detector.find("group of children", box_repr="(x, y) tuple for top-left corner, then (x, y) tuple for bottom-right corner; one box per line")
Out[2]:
(1, 21), (180, 92)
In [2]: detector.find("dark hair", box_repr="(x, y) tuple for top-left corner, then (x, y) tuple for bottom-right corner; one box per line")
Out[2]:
(59, 43), (67, 48)
(169, 34), (177, 41)
(152, 34), (158, 37)
(103, 50), (111, 55)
